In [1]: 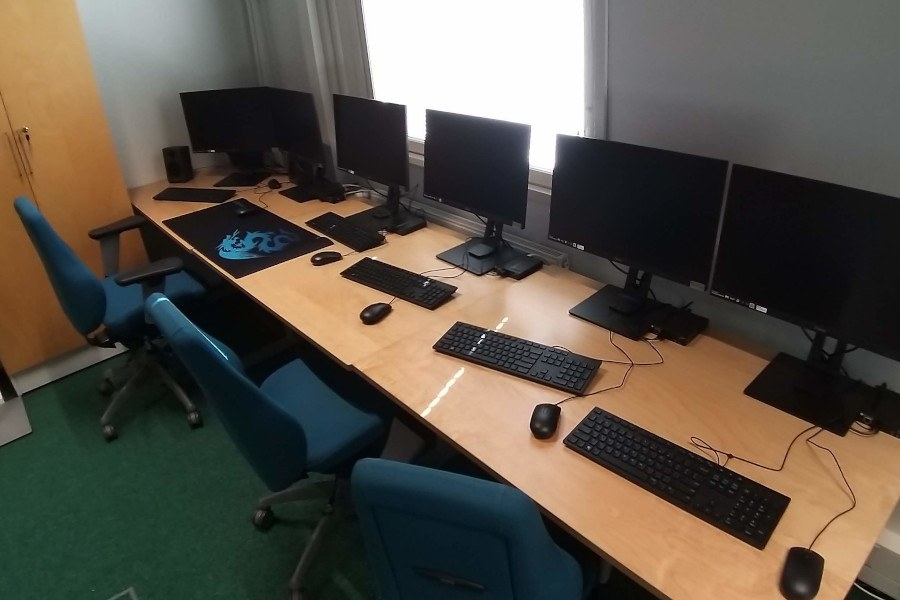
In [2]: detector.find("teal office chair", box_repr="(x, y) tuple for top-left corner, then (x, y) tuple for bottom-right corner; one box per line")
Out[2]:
(352, 458), (603, 600)
(14, 196), (206, 440)
(145, 293), (389, 599)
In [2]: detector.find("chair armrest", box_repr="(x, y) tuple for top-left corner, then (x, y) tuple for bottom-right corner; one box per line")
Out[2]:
(88, 214), (147, 240)
(114, 257), (183, 287)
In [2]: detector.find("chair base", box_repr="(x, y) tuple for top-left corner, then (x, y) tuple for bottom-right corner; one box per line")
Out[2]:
(252, 478), (348, 598)
(98, 343), (201, 441)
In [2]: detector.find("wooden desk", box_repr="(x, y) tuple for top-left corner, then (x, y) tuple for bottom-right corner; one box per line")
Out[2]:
(132, 177), (900, 600)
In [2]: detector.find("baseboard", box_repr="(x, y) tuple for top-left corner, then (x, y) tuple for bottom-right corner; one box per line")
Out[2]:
(0, 396), (32, 446)
(11, 344), (127, 394)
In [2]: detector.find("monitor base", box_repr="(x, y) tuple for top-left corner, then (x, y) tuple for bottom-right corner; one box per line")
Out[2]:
(744, 352), (869, 436)
(436, 239), (524, 276)
(280, 180), (345, 203)
(345, 204), (426, 236)
(214, 171), (269, 187)
(569, 285), (669, 341)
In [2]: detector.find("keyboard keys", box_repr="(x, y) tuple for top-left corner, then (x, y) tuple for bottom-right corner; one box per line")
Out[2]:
(564, 408), (790, 549)
(306, 212), (385, 252)
(340, 257), (457, 310)
(433, 322), (602, 394)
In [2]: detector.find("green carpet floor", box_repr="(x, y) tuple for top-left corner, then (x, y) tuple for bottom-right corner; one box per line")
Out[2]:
(0, 356), (881, 600)
(0, 357), (373, 600)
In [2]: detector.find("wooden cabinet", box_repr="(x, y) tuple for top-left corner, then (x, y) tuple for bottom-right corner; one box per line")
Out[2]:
(0, 0), (145, 374)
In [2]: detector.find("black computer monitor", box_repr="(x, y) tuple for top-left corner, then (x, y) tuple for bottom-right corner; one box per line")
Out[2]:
(334, 95), (424, 235)
(270, 88), (343, 202)
(271, 88), (324, 165)
(712, 164), (900, 434)
(424, 109), (531, 275)
(548, 134), (728, 340)
(180, 87), (275, 186)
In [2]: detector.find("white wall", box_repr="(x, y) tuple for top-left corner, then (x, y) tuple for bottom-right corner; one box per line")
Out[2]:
(75, 0), (259, 188)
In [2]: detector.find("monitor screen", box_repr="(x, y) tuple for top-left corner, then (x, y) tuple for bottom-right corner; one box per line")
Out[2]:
(333, 94), (408, 188)
(548, 135), (728, 288)
(271, 88), (324, 164)
(180, 87), (275, 153)
(423, 110), (530, 226)
(712, 165), (900, 362)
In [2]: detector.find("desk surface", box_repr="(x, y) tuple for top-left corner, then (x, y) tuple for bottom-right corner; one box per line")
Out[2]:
(132, 176), (900, 600)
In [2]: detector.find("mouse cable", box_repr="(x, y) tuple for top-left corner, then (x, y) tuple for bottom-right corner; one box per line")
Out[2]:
(554, 331), (661, 406)
(690, 425), (819, 469)
(692, 426), (858, 553)
(852, 581), (893, 600)
(805, 429), (857, 552)
(419, 265), (467, 279)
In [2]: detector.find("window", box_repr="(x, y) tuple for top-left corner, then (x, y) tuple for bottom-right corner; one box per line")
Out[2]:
(361, 1), (584, 173)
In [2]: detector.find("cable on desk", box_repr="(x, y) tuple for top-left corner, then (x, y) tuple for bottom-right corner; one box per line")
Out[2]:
(805, 429), (857, 552)
(554, 331), (663, 406)
(690, 425), (819, 469)
(690, 425), (858, 553)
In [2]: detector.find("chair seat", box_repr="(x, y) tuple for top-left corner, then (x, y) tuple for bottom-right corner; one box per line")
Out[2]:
(260, 359), (385, 474)
(103, 271), (205, 340)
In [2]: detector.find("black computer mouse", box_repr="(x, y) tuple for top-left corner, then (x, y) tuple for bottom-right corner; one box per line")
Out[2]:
(310, 251), (343, 266)
(267, 178), (282, 190)
(360, 302), (392, 325)
(530, 403), (561, 439)
(779, 547), (824, 600)
(232, 198), (260, 217)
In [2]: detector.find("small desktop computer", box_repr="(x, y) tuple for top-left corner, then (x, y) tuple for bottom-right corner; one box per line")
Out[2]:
(424, 109), (536, 276)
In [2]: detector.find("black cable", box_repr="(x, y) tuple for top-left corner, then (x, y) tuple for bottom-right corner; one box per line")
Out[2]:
(805, 429), (857, 551)
(691, 426), (858, 552)
(554, 331), (662, 406)
(691, 425), (819, 468)
(608, 259), (629, 275)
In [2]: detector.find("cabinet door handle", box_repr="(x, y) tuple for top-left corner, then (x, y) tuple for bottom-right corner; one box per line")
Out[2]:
(4, 132), (24, 178)
(16, 130), (33, 175)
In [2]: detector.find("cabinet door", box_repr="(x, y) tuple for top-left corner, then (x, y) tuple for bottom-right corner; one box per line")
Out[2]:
(0, 0), (146, 372)
(0, 96), (84, 373)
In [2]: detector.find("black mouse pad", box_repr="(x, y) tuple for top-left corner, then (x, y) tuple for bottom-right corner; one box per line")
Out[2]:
(163, 202), (332, 278)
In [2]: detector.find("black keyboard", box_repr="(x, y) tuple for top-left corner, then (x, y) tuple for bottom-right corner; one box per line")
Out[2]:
(306, 212), (384, 252)
(433, 322), (602, 394)
(340, 258), (457, 309)
(152, 187), (235, 203)
(565, 408), (790, 549)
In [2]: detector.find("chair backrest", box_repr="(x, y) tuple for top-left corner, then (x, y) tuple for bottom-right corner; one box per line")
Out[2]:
(351, 458), (584, 600)
(13, 196), (106, 335)
(145, 293), (308, 490)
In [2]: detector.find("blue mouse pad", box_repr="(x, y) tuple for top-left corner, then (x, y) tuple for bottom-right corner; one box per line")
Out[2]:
(163, 202), (332, 278)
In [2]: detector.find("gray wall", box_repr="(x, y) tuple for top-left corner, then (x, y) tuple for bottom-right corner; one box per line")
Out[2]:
(75, 0), (259, 188)
(599, 0), (900, 387)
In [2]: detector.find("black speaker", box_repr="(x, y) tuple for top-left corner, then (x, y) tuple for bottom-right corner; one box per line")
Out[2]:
(162, 146), (193, 183)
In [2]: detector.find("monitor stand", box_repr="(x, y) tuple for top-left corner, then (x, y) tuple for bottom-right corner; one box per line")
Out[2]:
(280, 161), (345, 203)
(744, 333), (868, 436)
(569, 268), (668, 340)
(214, 151), (268, 187)
(436, 220), (526, 276)
(345, 185), (426, 235)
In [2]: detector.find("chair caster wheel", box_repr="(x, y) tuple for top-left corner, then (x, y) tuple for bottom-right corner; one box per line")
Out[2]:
(99, 378), (115, 396)
(253, 508), (276, 531)
(187, 411), (203, 429)
(102, 424), (118, 441)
